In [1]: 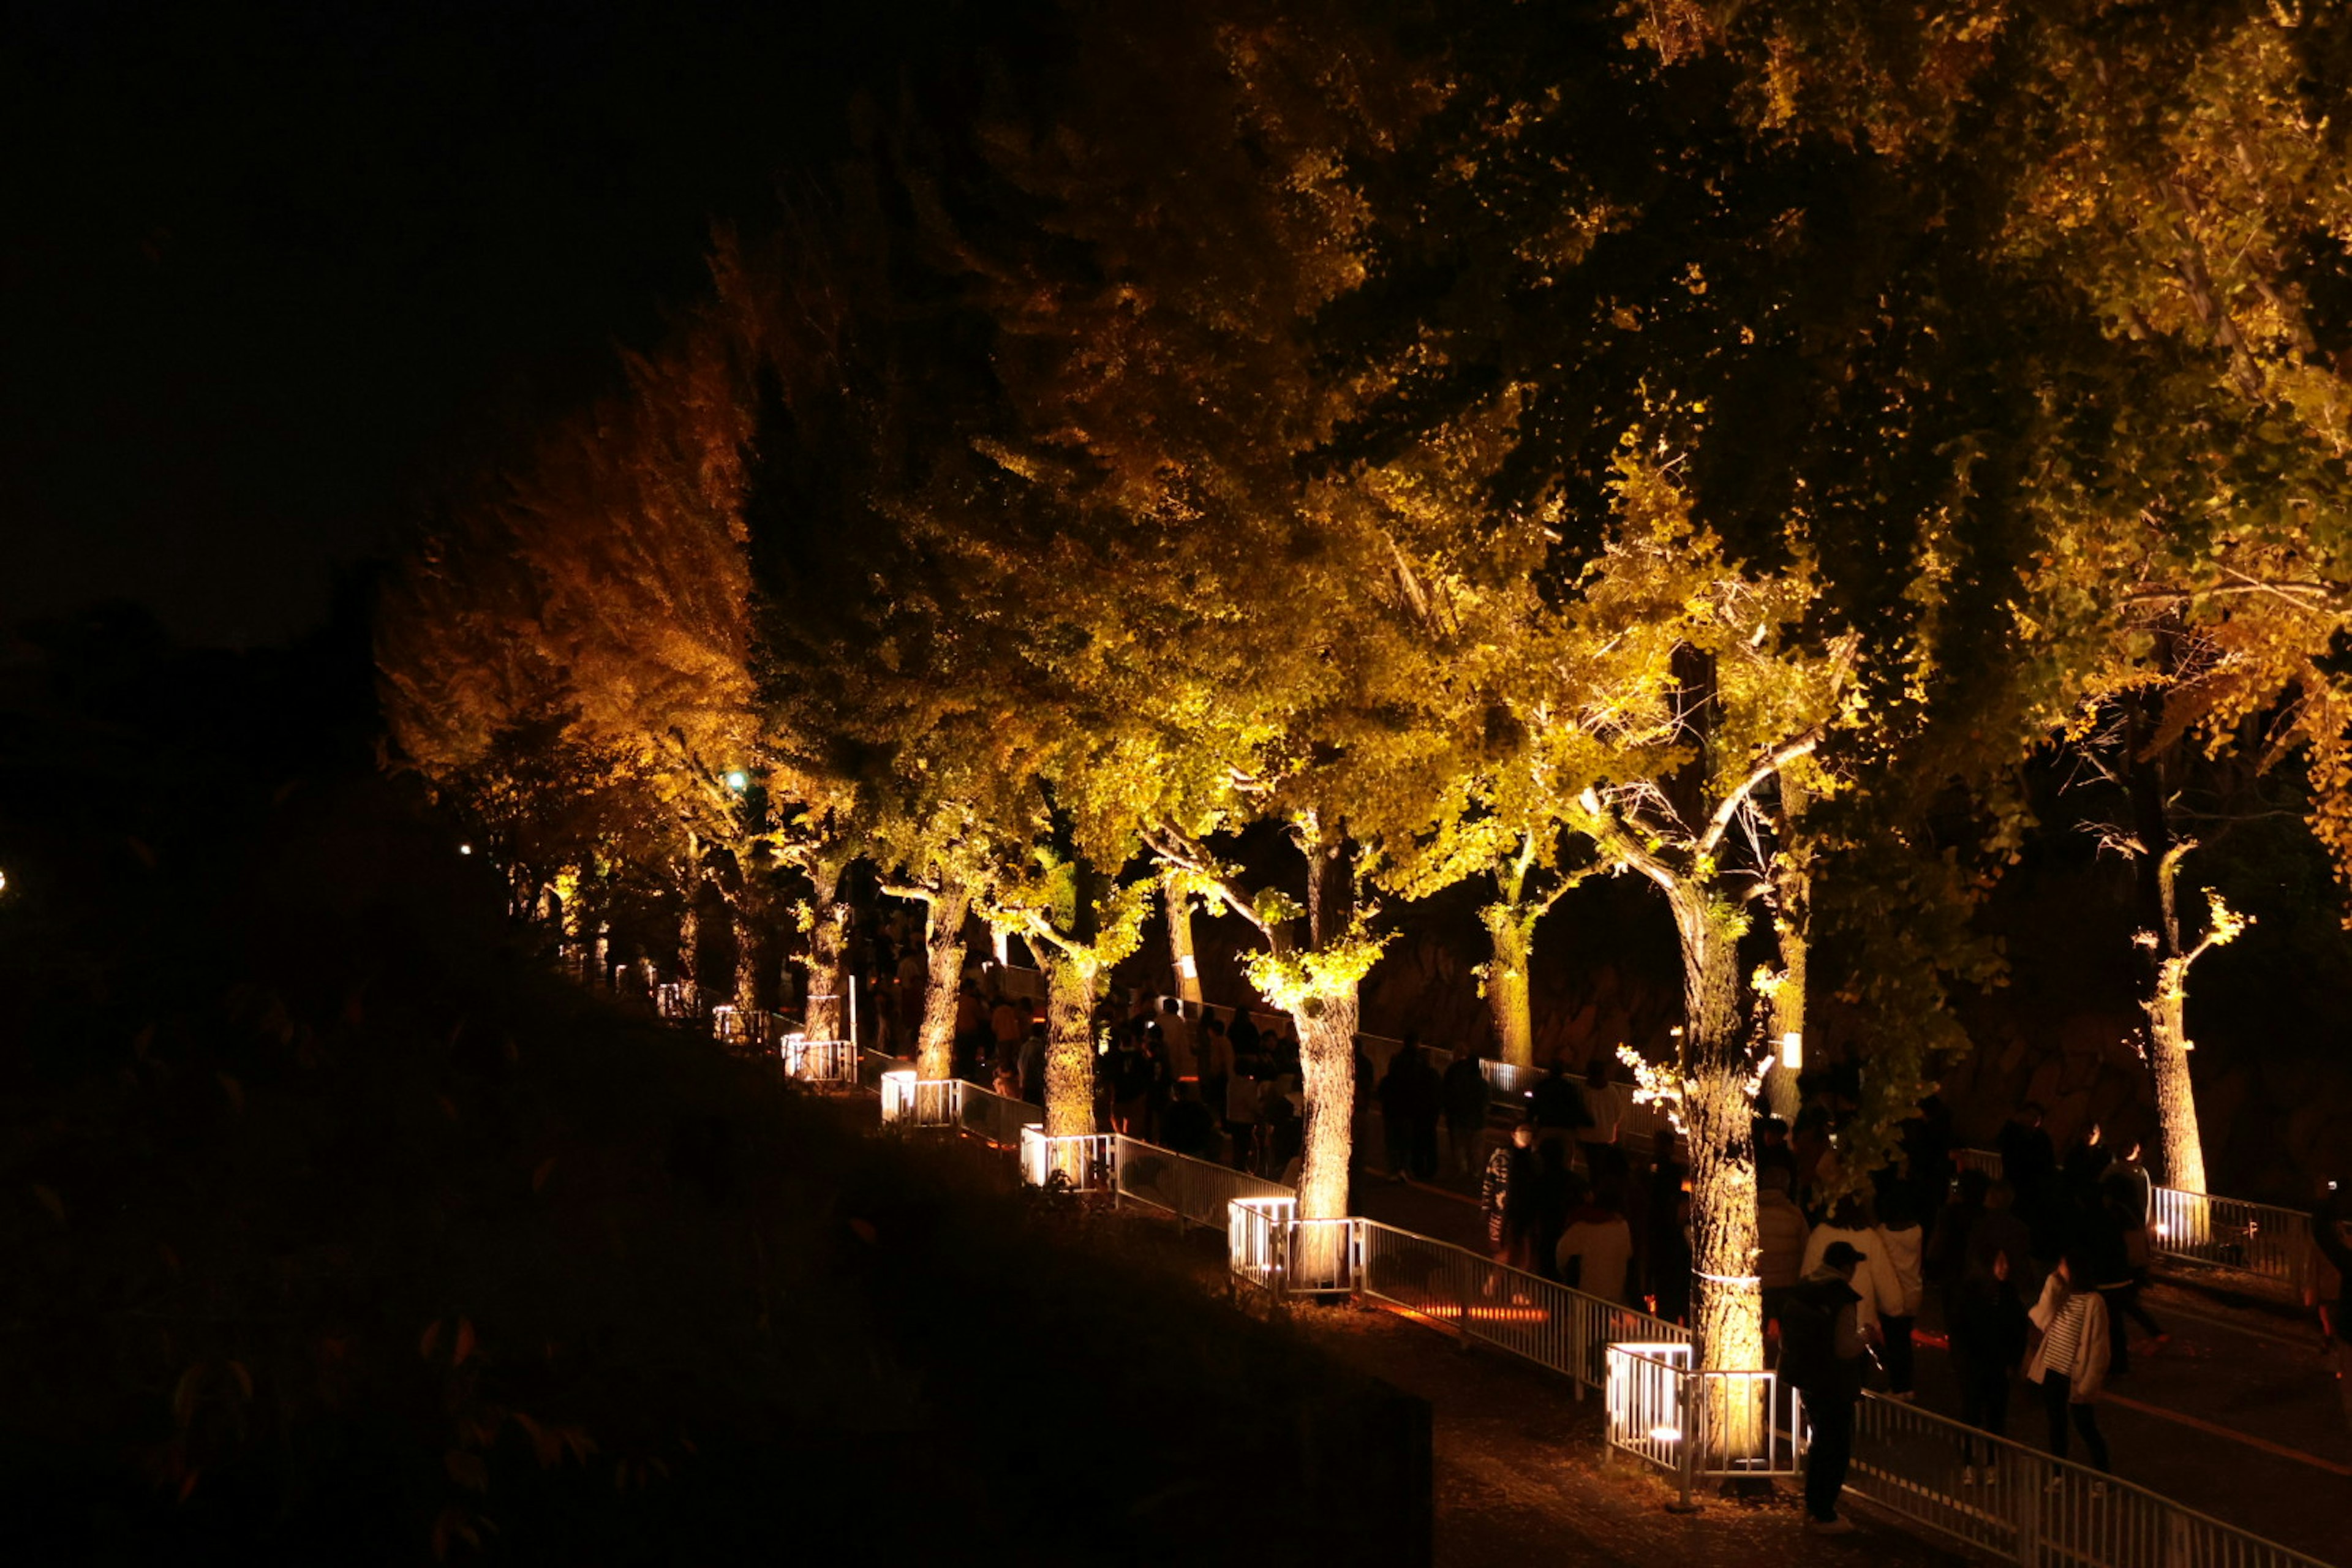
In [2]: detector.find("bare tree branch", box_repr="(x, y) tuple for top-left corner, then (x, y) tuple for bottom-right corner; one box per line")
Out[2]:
(1696, 727), (1823, 860)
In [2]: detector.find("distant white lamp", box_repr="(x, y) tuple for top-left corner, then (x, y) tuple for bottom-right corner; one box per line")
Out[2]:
(1780, 1031), (1802, 1071)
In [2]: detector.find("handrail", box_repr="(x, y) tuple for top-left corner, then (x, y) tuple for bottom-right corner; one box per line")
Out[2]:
(829, 1012), (2339, 1568)
(1951, 1148), (2313, 1302)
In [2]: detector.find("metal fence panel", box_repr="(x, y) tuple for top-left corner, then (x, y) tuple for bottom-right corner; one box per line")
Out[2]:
(1952, 1150), (2312, 1302)
(2148, 1187), (2309, 1300)
(956, 1081), (1042, 1149)
(1019, 1126), (1115, 1191)
(1356, 1219), (1686, 1392)
(1844, 1387), (2334, 1568)
(1110, 1135), (1292, 1229)
(782, 1036), (858, 1087)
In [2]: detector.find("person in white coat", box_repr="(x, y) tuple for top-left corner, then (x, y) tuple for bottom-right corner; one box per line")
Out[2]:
(1800, 1198), (1903, 1359)
(1872, 1186), (1927, 1399)
(2027, 1249), (2113, 1478)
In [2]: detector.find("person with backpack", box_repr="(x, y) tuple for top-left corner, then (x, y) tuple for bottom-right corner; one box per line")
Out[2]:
(1782, 1240), (1869, 1536)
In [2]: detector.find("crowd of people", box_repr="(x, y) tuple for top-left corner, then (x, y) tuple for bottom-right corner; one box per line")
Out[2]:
(837, 927), (2352, 1537)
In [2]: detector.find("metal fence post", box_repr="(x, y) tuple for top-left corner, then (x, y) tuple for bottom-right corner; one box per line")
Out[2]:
(1673, 1370), (1699, 1512)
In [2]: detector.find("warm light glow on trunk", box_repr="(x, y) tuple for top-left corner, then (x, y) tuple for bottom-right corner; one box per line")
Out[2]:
(916, 887), (971, 1082)
(1483, 907), (1536, 1071)
(804, 900), (850, 1043)
(677, 903), (700, 1018)
(1292, 991), (1359, 1223)
(2147, 968), (2208, 1194)
(1164, 880), (1204, 1005)
(1041, 949), (1099, 1142)
(1671, 884), (1765, 1375)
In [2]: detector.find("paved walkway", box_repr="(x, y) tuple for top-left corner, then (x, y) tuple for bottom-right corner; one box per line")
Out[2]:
(1344, 1129), (2352, 1562)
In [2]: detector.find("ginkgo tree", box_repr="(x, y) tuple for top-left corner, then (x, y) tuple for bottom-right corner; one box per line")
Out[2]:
(1557, 440), (1859, 1373)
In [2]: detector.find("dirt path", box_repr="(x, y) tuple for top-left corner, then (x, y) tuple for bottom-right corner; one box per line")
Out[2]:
(1284, 1303), (1972, 1568)
(1117, 1213), (1970, 1567)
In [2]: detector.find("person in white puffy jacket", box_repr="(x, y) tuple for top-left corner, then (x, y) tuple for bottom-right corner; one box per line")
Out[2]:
(1800, 1198), (1904, 1367)
(1872, 1187), (1927, 1399)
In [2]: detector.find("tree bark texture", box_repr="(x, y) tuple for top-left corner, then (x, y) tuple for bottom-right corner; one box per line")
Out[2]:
(916, 886), (971, 1082)
(2145, 972), (2207, 1195)
(2146, 844), (2210, 1194)
(804, 897), (851, 1042)
(1291, 990), (1361, 1225)
(1292, 816), (1360, 1230)
(677, 902), (701, 1018)
(1164, 879), (1204, 1004)
(1041, 947), (1101, 1145)
(1670, 883), (1766, 1374)
(1482, 900), (1536, 1071)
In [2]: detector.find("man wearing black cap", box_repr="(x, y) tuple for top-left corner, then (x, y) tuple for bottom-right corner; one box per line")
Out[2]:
(1781, 1239), (1869, 1535)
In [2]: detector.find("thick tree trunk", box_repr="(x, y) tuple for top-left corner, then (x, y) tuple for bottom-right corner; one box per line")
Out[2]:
(916, 886), (971, 1082)
(1164, 878), (1204, 1004)
(1291, 816), (1360, 1231)
(1482, 900), (1536, 1071)
(2146, 959), (2209, 1194)
(1291, 989), (1361, 1223)
(1040, 947), (1100, 1144)
(1670, 882), (1765, 1375)
(677, 902), (701, 1019)
(733, 903), (762, 1018)
(804, 896), (851, 1042)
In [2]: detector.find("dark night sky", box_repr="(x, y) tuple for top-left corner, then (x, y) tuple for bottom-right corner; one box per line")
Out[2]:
(1, 0), (983, 647)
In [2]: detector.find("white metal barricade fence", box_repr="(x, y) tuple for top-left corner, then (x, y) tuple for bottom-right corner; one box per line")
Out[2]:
(1602, 1343), (1801, 1509)
(2148, 1186), (2310, 1300)
(956, 1081), (1041, 1149)
(1844, 1382), (2333, 1568)
(780, 1035), (858, 1087)
(1019, 1126), (1115, 1193)
(835, 1036), (2337, 1568)
(879, 1070), (960, 1129)
(1953, 1149), (2312, 1302)
(1227, 1196), (1294, 1294)
(1110, 1135), (1292, 1234)
(1355, 1219), (1686, 1396)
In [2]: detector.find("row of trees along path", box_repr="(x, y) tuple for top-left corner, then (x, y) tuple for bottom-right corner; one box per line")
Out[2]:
(380, 1), (2352, 1379)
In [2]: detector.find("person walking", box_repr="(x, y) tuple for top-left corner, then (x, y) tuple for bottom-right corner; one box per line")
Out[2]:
(1556, 1180), (1635, 1303)
(1158, 997), (1197, 1084)
(1575, 1057), (1622, 1158)
(1873, 1186), (1926, 1400)
(1482, 1123), (1537, 1267)
(1782, 1240), (1869, 1536)
(1442, 1043), (1490, 1181)
(2308, 1176), (2352, 1429)
(1200, 1019), (1234, 1156)
(1952, 1215), (2030, 1483)
(1757, 1163), (1812, 1341)
(1378, 1049), (1420, 1181)
(1529, 1057), (1588, 1160)
(1531, 1140), (1575, 1280)
(1224, 1060), (1259, 1173)
(1802, 1197), (1902, 1353)
(2026, 1250), (2114, 1480)
(1999, 1102), (2060, 1262)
